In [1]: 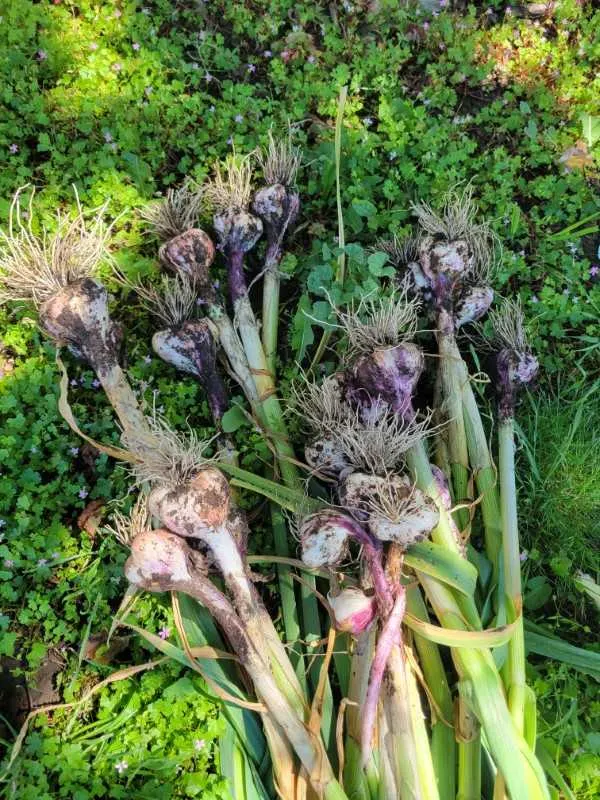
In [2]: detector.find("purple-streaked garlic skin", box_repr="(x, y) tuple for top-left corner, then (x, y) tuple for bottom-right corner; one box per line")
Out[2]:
(148, 468), (232, 541)
(253, 184), (299, 261)
(299, 509), (358, 568)
(454, 285), (494, 328)
(214, 210), (263, 255)
(125, 527), (205, 591)
(159, 229), (215, 290)
(152, 320), (229, 421)
(328, 587), (377, 636)
(418, 236), (472, 310)
(360, 588), (406, 764)
(345, 344), (424, 422)
(39, 278), (120, 372)
(496, 348), (539, 421)
(305, 436), (350, 477)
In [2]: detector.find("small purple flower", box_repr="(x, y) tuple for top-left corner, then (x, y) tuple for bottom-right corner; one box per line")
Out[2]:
(132, 42), (141, 51)
(143, 354), (152, 364)
(226, 136), (233, 145)
(363, 117), (374, 127)
(194, 738), (206, 751)
(92, 378), (100, 388)
(112, 62), (123, 72)
(78, 488), (89, 499)
(247, 63), (256, 73)
(69, 447), (79, 456)
(213, 280), (220, 290)
(589, 264), (599, 278)
(196, 297), (207, 306)
(263, 50), (272, 58)
(505, 6), (512, 14)
(190, 62), (199, 70)
(423, 21), (430, 30)
(9, 144), (19, 154)
(37, 558), (48, 568)
(115, 760), (128, 774)
(89, 42), (98, 51)
(307, 55), (316, 64)
(36, 49), (48, 61)
(530, 295), (539, 304)
(114, 9), (122, 18)
(519, 550), (528, 563)
(70, 378), (79, 387)
(51, 551), (61, 560)
(234, 114), (243, 123)
(158, 626), (171, 640)
(204, 72), (213, 83)
(4, 559), (14, 569)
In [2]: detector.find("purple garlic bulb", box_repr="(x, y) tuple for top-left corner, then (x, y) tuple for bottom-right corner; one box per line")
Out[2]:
(299, 509), (357, 568)
(152, 319), (228, 421)
(327, 587), (377, 636)
(496, 348), (539, 421)
(454, 285), (494, 328)
(125, 528), (206, 591)
(159, 229), (215, 289)
(345, 343), (424, 421)
(252, 184), (299, 243)
(148, 468), (232, 540)
(39, 278), (120, 372)
(418, 236), (473, 308)
(213, 209), (263, 254)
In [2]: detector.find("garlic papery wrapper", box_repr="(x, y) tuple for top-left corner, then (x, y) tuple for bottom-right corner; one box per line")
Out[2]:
(328, 587), (377, 636)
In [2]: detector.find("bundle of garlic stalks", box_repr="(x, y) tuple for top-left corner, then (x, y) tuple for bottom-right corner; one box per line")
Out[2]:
(2, 144), (592, 800)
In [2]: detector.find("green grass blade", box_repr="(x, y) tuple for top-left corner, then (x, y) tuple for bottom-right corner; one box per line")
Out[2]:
(523, 621), (600, 679)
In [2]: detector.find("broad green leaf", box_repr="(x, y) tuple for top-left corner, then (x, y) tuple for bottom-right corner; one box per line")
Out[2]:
(221, 405), (249, 434)
(406, 541), (478, 597)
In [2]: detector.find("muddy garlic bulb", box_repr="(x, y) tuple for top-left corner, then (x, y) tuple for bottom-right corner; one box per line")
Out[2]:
(152, 319), (228, 421)
(340, 472), (439, 549)
(159, 229), (216, 293)
(299, 509), (357, 568)
(125, 528), (207, 591)
(148, 468), (232, 541)
(39, 278), (121, 372)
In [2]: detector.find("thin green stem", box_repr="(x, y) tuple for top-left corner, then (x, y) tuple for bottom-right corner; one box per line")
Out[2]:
(456, 689), (481, 800)
(437, 312), (471, 535)
(406, 586), (456, 800)
(262, 267), (280, 377)
(499, 418), (526, 734)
